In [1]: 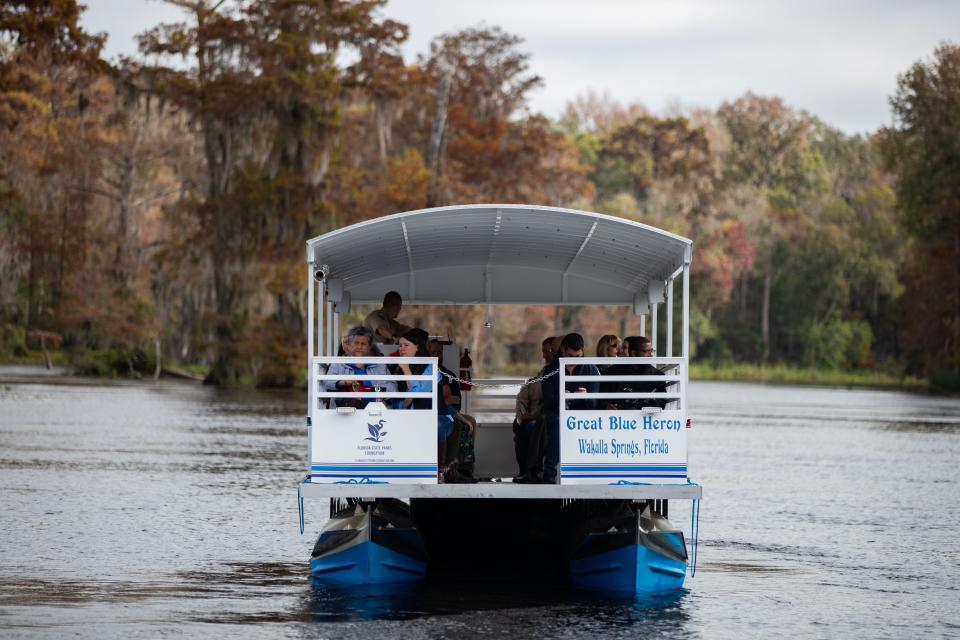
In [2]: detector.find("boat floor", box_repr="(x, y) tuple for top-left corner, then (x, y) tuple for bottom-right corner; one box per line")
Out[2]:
(300, 479), (701, 501)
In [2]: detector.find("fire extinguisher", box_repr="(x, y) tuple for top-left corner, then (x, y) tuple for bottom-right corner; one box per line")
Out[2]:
(460, 349), (473, 391)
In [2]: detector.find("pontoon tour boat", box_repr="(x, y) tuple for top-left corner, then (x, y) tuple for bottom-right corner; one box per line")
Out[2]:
(298, 204), (702, 593)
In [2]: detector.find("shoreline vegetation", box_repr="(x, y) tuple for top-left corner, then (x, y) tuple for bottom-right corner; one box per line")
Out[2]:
(1, 351), (932, 393)
(1, 3), (958, 391)
(688, 362), (928, 391)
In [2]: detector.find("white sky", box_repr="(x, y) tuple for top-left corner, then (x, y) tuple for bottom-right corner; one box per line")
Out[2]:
(81, 0), (960, 134)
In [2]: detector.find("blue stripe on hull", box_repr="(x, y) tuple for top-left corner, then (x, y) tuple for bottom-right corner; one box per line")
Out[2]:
(311, 465), (438, 471)
(309, 473), (436, 478)
(570, 544), (687, 593)
(560, 474), (686, 478)
(561, 465), (688, 471)
(311, 540), (426, 586)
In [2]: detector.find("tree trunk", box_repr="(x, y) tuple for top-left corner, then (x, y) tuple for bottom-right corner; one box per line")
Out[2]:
(375, 99), (391, 171)
(761, 258), (772, 363)
(40, 336), (52, 370)
(955, 227), (960, 376)
(426, 69), (453, 207)
(153, 336), (162, 381)
(739, 271), (749, 321)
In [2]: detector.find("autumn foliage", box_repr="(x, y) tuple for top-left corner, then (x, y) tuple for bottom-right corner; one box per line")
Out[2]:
(1, 2), (957, 388)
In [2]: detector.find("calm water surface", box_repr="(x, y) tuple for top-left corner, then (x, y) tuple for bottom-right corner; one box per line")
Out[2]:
(1, 370), (958, 638)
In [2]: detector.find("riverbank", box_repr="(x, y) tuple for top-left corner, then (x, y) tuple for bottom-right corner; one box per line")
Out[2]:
(1, 356), (930, 392)
(482, 360), (931, 392)
(689, 362), (928, 390)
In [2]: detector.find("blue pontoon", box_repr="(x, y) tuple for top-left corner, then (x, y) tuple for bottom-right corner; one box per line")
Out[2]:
(298, 204), (702, 593)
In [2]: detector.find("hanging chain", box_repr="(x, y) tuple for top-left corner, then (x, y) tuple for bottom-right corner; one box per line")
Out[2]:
(440, 367), (558, 390)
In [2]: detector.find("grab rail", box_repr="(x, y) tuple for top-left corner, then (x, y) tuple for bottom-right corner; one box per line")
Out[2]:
(311, 356), (439, 410)
(559, 357), (685, 411)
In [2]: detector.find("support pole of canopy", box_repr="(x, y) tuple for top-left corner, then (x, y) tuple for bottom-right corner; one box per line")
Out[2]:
(640, 314), (646, 338)
(651, 303), (658, 354)
(333, 310), (340, 351)
(307, 264), (315, 414)
(666, 279), (674, 357)
(317, 284), (324, 357)
(683, 262), (690, 410)
(326, 300), (333, 357)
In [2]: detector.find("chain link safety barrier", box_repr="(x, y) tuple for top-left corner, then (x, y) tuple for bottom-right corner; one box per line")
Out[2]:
(439, 368), (559, 390)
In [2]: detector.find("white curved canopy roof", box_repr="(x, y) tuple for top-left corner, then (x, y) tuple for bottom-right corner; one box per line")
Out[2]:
(307, 204), (691, 306)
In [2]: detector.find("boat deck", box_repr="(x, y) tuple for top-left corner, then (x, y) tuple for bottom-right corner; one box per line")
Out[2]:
(299, 480), (702, 500)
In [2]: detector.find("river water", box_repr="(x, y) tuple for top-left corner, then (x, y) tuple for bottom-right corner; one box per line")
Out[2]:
(1, 370), (958, 638)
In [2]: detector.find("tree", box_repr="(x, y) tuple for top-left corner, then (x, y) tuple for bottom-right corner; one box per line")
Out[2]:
(137, 0), (408, 385)
(591, 115), (714, 229)
(414, 26), (591, 207)
(0, 0), (108, 331)
(716, 93), (824, 362)
(882, 43), (960, 387)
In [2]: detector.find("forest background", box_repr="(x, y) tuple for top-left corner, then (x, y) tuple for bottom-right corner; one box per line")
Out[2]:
(1, 0), (958, 390)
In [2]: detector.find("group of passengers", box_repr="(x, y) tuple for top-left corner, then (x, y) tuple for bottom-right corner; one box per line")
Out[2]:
(322, 292), (478, 482)
(324, 290), (666, 484)
(513, 332), (667, 483)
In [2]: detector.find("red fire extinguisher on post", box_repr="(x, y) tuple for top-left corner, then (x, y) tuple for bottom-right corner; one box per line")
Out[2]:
(460, 349), (473, 391)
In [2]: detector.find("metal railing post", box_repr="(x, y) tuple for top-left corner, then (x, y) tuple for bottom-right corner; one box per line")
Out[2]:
(666, 279), (674, 357)
(651, 303), (658, 354)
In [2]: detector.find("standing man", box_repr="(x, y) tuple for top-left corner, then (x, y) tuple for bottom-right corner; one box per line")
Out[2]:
(364, 291), (410, 343)
(540, 333), (600, 483)
(512, 336), (556, 482)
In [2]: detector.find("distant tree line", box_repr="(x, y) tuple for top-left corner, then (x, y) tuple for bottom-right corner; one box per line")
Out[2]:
(1, 1), (957, 389)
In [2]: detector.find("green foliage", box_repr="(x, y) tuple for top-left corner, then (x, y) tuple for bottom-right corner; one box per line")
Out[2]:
(690, 362), (925, 390)
(882, 43), (960, 380)
(69, 347), (156, 378)
(802, 312), (873, 370)
(929, 369), (960, 393)
(0, 324), (28, 357)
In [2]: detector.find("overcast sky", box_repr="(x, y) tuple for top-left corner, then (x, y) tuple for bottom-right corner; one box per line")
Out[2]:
(81, 0), (960, 134)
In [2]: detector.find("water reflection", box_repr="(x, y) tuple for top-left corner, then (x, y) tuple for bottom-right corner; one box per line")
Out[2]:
(876, 420), (960, 433)
(301, 579), (689, 626)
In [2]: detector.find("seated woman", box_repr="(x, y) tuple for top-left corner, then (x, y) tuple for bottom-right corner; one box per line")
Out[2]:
(323, 326), (395, 408)
(596, 334), (621, 372)
(395, 329), (455, 470)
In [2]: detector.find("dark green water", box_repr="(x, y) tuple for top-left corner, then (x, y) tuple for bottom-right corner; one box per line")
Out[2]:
(1, 369), (958, 638)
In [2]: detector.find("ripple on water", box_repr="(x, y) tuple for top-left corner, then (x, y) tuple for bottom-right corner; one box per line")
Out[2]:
(2, 378), (960, 638)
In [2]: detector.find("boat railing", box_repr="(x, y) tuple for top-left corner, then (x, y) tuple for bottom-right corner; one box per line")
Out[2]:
(560, 356), (686, 410)
(463, 357), (686, 416)
(459, 377), (524, 418)
(558, 357), (688, 484)
(308, 356), (440, 484)
(312, 356), (438, 410)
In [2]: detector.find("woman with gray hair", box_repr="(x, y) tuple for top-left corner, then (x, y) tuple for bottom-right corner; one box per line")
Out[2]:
(323, 326), (396, 408)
